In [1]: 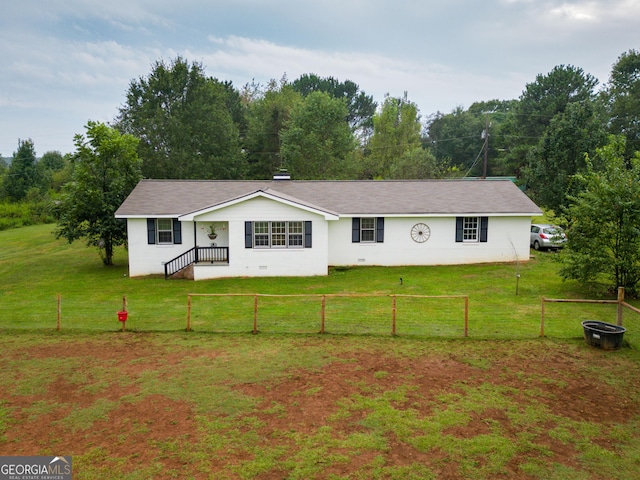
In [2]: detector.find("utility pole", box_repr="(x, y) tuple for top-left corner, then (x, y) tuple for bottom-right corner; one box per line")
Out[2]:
(482, 113), (489, 179)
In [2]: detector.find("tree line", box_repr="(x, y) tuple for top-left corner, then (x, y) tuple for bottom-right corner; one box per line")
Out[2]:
(2, 50), (639, 210)
(115, 45), (640, 202)
(1, 50), (640, 291)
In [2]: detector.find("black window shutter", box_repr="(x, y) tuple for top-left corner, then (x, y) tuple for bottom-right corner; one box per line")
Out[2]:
(245, 221), (253, 248)
(172, 219), (182, 244)
(147, 218), (156, 244)
(455, 217), (463, 243)
(304, 221), (312, 248)
(480, 217), (488, 243)
(376, 217), (384, 243)
(352, 218), (360, 243)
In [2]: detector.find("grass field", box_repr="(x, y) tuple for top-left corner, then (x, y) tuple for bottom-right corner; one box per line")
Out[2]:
(1, 225), (640, 479)
(2, 224), (639, 341)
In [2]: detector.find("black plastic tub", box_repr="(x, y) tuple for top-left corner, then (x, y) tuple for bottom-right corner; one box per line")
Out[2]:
(581, 321), (626, 350)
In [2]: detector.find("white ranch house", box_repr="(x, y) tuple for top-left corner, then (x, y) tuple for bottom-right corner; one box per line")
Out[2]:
(114, 178), (542, 280)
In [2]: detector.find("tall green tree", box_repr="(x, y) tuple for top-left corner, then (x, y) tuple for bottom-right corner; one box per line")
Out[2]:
(39, 151), (65, 172)
(425, 107), (484, 176)
(245, 79), (302, 179)
(388, 148), (458, 179)
(291, 73), (377, 140)
(4, 139), (40, 201)
(560, 136), (640, 293)
(280, 91), (356, 179)
(503, 65), (599, 177)
(607, 49), (640, 159)
(36, 150), (67, 196)
(468, 100), (519, 176)
(56, 122), (142, 265)
(516, 65), (598, 139)
(0, 157), (6, 201)
(524, 100), (608, 213)
(116, 57), (245, 179)
(364, 93), (422, 178)
(425, 100), (517, 177)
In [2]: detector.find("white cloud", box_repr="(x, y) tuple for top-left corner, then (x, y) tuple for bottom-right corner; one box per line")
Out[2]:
(1, 0), (638, 154)
(549, 3), (598, 21)
(192, 36), (525, 115)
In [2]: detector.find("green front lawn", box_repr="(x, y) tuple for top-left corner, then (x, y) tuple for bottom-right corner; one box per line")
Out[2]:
(0, 224), (638, 344)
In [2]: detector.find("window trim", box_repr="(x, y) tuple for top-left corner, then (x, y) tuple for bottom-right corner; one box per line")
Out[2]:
(352, 217), (384, 243)
(463, 216), (479, 243)
(156, 218), (174, 244)
(147, 218), (182, 245)
(245, 221), (310, 249)
(360, 217), (376, 243)
(456, 216), (488, 243)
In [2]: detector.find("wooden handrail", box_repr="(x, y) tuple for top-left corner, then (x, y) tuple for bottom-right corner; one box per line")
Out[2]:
(164, 246), (230, 279)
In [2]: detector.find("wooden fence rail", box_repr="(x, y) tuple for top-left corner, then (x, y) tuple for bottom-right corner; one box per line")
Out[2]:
(541, 287), (640, 336)
(46, 289), (638, 339)
(186, 293), (469, 336)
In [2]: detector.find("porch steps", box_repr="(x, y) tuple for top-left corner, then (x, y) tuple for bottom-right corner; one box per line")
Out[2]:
(168, 263), (194, 280)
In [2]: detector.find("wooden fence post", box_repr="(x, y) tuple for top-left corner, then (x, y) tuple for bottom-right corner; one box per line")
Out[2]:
(391, 295), (397, 336)
(617, 287), (624, 326)
(464, 296), (469, 337)
(253, 295), (258, 334)
(57, 294), (61, 331)
(186, 295), (192, 331)
(540, 298), (546, 337)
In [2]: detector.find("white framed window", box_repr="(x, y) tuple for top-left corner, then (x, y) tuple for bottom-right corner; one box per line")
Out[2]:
(352, 217), (384, 243)
(455, 216), (488, 243)
(288, 221), (304, 247)
(157, 218), (174, 244)
(254, 221), (270, 247)
(463, 216), (479, 242)
(271, 221), (286, 246)
(252, 221), (305, 248)
(360, 217), (376, 242)
(147, 218), (182, 245)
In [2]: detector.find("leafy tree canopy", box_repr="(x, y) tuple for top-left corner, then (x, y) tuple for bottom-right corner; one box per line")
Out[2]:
(516, 65), (598, 140)
(291, 73), (377, 140)
(4, 139), (39, 201)
(387, 148), (459, 180)
(56, 122), (142, 265)
(39, 151), (65, 171)
(116, 56), (245, 180)
(524, 100), (608, 213)
(425, 107), (482, 175)
(245, 79), (303, 179)
(364, 93), (422, 179)
(607, 49), (640, 158)
(424, 100), (518, 177)
(500, 65), (599, 178)
(280, 91), (356, 179)
(560, 135), (640, 294)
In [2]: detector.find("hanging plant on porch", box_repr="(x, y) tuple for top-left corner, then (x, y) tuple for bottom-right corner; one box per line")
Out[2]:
(207, 224), (217, 240)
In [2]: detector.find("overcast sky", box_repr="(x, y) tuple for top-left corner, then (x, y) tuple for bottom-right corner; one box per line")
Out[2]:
(1, 0), (638, 156)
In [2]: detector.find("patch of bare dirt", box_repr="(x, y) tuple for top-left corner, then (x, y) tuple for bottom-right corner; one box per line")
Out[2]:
(1, 336), (639, 480)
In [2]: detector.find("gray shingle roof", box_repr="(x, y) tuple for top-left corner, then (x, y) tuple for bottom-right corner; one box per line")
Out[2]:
(115, 179), (542, 217)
